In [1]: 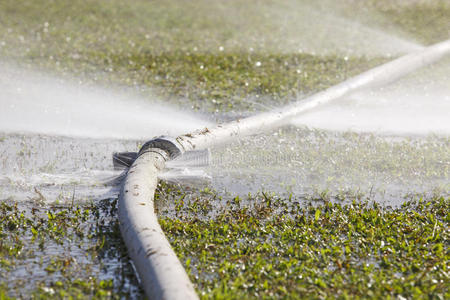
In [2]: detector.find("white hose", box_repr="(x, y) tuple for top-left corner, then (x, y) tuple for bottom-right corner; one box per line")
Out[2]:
(119, 148), (198, 300)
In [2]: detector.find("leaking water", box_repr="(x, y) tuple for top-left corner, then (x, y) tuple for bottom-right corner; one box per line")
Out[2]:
(292, 58), (450, 136)
(0, 133), (131, 203)
(0, 62), (210, 140)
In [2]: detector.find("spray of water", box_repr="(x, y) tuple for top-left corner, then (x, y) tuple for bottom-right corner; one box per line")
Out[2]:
(292, 58), (450, 136)
(0, 62), (210, 140)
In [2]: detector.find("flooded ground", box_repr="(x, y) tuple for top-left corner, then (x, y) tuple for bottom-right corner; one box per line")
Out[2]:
(0, 134), (144, 298)
(0, 198), (143, 298)
(0, 133), (131, 203)
(207, 128), (449, 205)
(4, 128), (446, 212)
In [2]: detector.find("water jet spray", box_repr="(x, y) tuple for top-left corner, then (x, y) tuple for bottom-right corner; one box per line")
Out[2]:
(117, 39), (450, 300)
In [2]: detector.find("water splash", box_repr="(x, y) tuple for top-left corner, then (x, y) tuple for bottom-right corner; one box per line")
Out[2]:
(203, 60), (450, 203)
(293, 87), (450, 136)
(161, 149), (212, 184)
(0, 134), (135, 203)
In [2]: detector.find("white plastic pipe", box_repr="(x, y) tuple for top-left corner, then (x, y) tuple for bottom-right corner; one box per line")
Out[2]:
(174, 39), (450, 152)
(119, 39), (450, 300)
(119, 148), (198, 300)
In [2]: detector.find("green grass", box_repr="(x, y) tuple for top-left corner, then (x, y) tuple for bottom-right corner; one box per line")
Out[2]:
(159, 193), (449, 299)
(107, 51), (381, 111)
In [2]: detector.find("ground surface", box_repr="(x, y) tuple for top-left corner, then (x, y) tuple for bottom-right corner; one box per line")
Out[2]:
(0, 0), (449, 299)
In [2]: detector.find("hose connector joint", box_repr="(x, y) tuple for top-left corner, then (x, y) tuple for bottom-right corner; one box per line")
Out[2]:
(138, 136), (183, 160)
